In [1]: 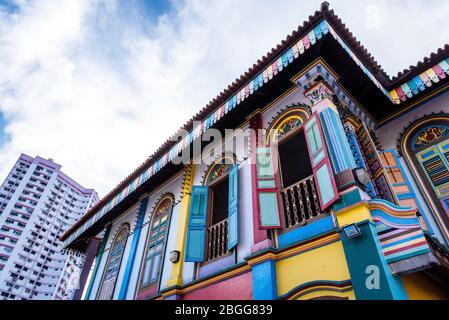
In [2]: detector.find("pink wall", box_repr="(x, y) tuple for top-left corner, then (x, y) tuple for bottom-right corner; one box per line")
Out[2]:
(181, 271), (252, 300)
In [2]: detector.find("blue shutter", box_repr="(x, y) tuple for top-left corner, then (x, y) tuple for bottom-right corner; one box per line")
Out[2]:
(185, 186), (208, 262)
(304, 114), (339, 210)
(256, 147), (283, 229)
(227, 164), (239, 250)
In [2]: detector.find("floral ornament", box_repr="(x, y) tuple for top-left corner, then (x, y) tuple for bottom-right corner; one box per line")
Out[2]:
(206, 163), (233, 185)
(115, 226), (128, 243)
(276, 117), (303, 139)
(413, 125), (449, 149)
(156, 198), (172, 216)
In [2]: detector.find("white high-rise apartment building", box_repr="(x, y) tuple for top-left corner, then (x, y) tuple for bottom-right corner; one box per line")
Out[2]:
(0, 154), (98, 300)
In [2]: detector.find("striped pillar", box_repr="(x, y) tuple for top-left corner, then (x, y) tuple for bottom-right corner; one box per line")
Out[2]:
(165, 164), (196, 293)
(304, 81), (356, 174)
(84, 223), (112, 300)
(117, 196), (149, 300)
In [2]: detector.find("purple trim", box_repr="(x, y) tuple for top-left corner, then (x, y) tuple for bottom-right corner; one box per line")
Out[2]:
(198, 254), (236, 279)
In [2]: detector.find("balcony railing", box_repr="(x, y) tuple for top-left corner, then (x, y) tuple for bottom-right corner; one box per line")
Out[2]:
(281, 175), (322, 229)
(206, 219), (228, 261)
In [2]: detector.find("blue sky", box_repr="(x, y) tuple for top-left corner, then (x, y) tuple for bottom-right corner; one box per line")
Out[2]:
(0, 0), (448, 195)
(0, 0), (18, 13)
(136, 0), (171, 18)
(0, 0), (172, 14)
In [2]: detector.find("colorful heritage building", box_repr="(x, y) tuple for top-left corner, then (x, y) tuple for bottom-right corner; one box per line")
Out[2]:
(61, 3), (449, 300)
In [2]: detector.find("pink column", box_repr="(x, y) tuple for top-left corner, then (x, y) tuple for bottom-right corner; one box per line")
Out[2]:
(249, 112), (271, 251)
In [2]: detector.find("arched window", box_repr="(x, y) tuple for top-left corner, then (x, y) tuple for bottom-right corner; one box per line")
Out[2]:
(97, 224), (129, 300)
(137, 195), (173, 299)
(184, 154), (238, 265)
(266, 107), (309, 146)
(203, 154), (235, 262)
(266, 107), (323, 230)
(204, 156), (234, 186)
(412, 125), (449, 150)
(401, 115), (449, 241)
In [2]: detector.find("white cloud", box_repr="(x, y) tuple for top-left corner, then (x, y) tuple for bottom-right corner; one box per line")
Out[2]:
(0, 0), (448, 196)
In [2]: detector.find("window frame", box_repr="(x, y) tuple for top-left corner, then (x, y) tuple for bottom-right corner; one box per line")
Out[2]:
(96, 223), (129, 300)
(401, 116), (449, 240)
(203, 172), (233, 265)
(200, 155), (236, 265)
(275, 124), (324, 232)
(410, 123), (449, 201)
(136, 195), (174, 297)
(276, 124), (313, 190)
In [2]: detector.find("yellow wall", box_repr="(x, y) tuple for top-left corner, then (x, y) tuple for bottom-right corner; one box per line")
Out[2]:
(402, 273), (449, 300)
(335, 202), (371, 227)
(276, 240), (354, 300)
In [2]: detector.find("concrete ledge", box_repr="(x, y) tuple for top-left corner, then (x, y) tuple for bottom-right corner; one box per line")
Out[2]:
(389, 252), (440, 275)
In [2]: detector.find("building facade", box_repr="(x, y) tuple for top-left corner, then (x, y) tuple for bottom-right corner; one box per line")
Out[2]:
(62, 3), (449, 300)
(0, 154), (98, 300)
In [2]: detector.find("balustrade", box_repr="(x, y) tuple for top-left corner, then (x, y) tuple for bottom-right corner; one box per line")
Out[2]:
(206, 219), (228, 261)
(281, 175), (322, 229)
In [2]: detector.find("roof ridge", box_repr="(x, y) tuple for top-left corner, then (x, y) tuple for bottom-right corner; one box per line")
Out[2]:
(75, 3), (330, 221)
(63, 2), (449, 240)
(391, 44), (449, 84)
(323, 7), (390, 82)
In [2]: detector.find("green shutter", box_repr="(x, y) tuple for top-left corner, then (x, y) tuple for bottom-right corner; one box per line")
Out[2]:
(185, 186), (208, 262)
(417, 139), (449, 199)
(256, 147), (283, 228)
(304, 114), (339, 210)
(227, 164), (239, 250)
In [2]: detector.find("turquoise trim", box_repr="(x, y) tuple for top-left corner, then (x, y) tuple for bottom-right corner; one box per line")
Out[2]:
(118, 197), (149, 300)
(277, 215), (335, 249)
(340, 220), (408, 300)
(371, 210), (419, 227)
(84, 224), (111, 300)
(185, 186), (208, 262)
(227, 164), (239, 250)
(369, 198), (412, 211)
(386, 247), (430, 263)
(319, 108), (356, 173)
(333, 189), (363, 212)
(381, 233), (424, 249)
(346, 127), (376, 197)
(383, 149), (433, 234)
(252, 260), (278, 300)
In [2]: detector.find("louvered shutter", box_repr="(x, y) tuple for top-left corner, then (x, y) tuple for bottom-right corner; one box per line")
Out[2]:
(227, 164), (239, 250)
(185, 186), (208, 262)
(304, 114), (339, 210)
(256, 147), (283, 229)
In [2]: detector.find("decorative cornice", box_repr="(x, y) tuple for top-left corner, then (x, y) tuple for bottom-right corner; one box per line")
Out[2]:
(62, 3), (449, 247)
(246, 232), (340, 266)
(278, 279), (352, 300)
